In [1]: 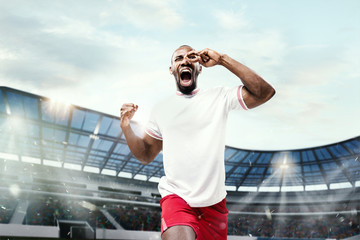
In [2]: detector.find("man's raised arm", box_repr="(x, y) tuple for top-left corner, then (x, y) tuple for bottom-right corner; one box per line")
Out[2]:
(218, 53), (275, 109)
(120, 103), (162, 165)
(188, 48), (276, 109)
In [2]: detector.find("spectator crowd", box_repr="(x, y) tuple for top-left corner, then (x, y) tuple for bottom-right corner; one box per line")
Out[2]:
(0, 195), (359, 239)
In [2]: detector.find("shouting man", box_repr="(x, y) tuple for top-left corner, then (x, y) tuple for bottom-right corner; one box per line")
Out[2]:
(120, 45), (275, 240)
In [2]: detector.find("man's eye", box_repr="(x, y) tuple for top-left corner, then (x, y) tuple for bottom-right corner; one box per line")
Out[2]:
(187, 54), (197, 59)
(175, 57), (182, 61)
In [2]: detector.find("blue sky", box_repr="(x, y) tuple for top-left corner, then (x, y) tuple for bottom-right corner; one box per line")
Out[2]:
(0, 0), (359, 150)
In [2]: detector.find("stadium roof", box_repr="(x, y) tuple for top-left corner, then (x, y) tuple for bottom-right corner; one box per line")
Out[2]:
(0, 86), (359, 192)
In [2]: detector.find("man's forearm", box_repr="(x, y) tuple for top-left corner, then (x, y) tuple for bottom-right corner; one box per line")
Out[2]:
(121, 125), (150, 165)
(219, 54), (275, 101)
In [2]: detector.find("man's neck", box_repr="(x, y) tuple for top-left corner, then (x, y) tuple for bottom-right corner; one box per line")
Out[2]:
(176, 88), (200, 97)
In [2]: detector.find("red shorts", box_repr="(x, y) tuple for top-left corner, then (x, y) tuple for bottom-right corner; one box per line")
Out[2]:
(160, 194), (228, 240)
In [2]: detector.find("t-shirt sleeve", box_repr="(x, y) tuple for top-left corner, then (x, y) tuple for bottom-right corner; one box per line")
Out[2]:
(224, 85), (249, 111)
(145, 108), (163, 140)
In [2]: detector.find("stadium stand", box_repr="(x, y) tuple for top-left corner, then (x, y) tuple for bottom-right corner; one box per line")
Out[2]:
(0, 86), (359, 239)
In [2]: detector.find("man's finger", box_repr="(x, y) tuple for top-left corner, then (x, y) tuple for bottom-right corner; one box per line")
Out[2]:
(121, 104), (138, 111)
(122, 103), (138, 108)
(120, 109), (135, 121)
(121, 109), (136, 117)
(121, 107), (133, 113)
(184, 51), (199, 62)
(198, 49), (208, 56)
(186, 56), (200, 63)
(201, 54), (210, 62)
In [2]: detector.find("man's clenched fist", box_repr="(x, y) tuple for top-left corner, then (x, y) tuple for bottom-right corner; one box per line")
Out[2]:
(120, 103), (138, 128)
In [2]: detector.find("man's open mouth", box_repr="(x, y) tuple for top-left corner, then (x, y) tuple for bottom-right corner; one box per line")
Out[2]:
(180, 69), (192, 87)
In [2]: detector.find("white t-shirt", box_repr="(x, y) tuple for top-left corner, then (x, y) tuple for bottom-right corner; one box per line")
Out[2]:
(145, 86), (248, 207)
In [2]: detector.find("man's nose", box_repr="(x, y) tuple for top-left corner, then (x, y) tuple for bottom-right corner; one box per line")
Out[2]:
(181, 57), (191, 66)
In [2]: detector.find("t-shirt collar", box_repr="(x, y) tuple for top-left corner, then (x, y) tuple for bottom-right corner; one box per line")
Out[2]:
(176, 88), (200, 97)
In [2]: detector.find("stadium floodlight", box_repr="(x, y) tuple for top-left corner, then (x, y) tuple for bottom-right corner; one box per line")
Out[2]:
(21, 156), (41, 164)
(329, 182), (352, 190)
(272, 152), (294, 172)
(64, 163), (82, 171)
(118, 171), (132, 179)
(0, 152), (19, 161)
(89, 134), (99, 140)
(83, 166), (100, 174)
(305, 184), (328, 191)
(281, 185), (304, 192)
(134, 174), (147, 181)
(238, 186), (257, 192)
(43, 97), (73, 123)
(101, 169), (116, 176)
(259, 186), (280, 192)
(48, 97), (72, 110)
(280, 164), (289, 169)
(148, 176), (161, 183)
(355, 181), (360, 187)
(9, 184), (20, 197)
(43, 159), (62, 168)
(225, 185), (237, 191)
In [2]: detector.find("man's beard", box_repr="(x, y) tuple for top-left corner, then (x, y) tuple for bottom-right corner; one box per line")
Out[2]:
(177, 80), (197, 95)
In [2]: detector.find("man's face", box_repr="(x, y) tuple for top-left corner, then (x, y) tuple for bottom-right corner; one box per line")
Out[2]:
(170, 46), (202, 94)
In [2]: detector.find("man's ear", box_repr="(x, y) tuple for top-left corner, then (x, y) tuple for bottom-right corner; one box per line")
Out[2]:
(169, 66), (173, 75)
(199, 65), (202, 74)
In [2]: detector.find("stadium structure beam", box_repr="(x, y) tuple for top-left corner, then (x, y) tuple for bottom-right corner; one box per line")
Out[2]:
(312, 149), (330, 189)
(279, 166), (286, 190)
(325, 144), (354, 187)
(258, 152), (276, 188)
(1, 91), (29, 164)
(225, 147), (240, 161)
(99, 126), (128, 173)
(116, 151), (134, 177)
(299, 151), (306, 189)
(146, 160), (164, 181)
(224, 148), (245, 186)
(236, 151), (263, 189)
(81, 119), (98, 169)
(1, 88), (11, 115)
(226, 151), (250, 179)
(132, 163), (146, 178)
(81, 138), (95, 169)
(38, 97), (45, 165)
(99, 141), (119, 173)
(81, 115), (103, 170)
(341, 140), (359, 157)
(62, 106), (74, 168)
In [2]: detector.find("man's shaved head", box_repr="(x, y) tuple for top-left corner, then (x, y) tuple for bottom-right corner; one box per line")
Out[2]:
(171, 45), (194, 64)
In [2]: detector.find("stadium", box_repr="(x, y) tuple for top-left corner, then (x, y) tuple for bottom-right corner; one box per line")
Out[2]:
(0, 86), (359, 240)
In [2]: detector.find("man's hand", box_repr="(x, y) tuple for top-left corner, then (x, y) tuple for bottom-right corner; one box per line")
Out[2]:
(120, 103), (138, 128)
(186, 48), (223, 68)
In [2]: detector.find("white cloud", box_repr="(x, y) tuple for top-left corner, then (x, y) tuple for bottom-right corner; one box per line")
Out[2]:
(213, 6), (249, 31)
(117, 0), (184, 31)
(0, 47), (18, 60)
(43, 16), (96, 37)
(341, 42), (360, 79)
